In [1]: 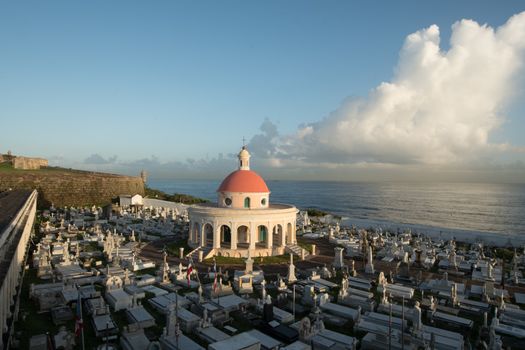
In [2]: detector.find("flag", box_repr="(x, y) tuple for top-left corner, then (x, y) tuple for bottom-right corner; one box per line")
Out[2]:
(187, 261), (193, 287)
(74, 291), (83, 337)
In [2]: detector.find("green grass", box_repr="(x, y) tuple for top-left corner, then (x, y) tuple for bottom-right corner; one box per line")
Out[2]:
(254, 255), (289, 264)
(166, 239), (192, 256)
(204, 256), (245, 265)
(297, 242), (313, 254)
(145, 186), (209, 204)
(203, 254), (289, 265)
(0, 163), (72, 173)
(83, 241), (102, 252)
(0, 162), (15, 171)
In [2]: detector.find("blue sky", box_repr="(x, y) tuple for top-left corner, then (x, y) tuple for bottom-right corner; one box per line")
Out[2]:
(1, 1), (524, 181)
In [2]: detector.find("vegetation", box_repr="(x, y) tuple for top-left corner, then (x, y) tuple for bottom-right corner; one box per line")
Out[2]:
(203, 254), (290, 265)
(203, 256), (244, 265)
(0, 162), (14, 171)
(304, 207), (342, 220)
(144, 185), (209, 204)
(83, 241), (102, 252)
(166, 239), (192, 255)
(494, 247), (515, 262)
(297, 242), (314, 254)
(254, 255), (289, 264)
(305, 208), (330, 217)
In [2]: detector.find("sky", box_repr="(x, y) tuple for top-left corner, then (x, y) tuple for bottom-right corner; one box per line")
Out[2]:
(1, 1), (525, 182)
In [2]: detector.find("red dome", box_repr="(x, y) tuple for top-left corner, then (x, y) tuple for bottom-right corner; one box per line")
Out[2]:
(217, 170), (270, 193)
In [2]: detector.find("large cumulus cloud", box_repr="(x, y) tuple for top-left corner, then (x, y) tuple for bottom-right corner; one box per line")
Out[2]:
(256, 12), (525, 167)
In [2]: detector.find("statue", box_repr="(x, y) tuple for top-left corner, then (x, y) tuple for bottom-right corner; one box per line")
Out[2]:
(413, 301), (422, 332)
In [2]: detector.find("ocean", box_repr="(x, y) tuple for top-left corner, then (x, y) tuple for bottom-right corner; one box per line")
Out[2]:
(148, 179), (525, 246)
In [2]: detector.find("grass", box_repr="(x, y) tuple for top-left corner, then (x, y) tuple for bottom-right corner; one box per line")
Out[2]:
(145, 185), (209, 204)
(83, 241), (102, 252)
(0, 163), (76, 174)
(297, 242), (313, 254)
(203, 254), (289, 265)
(166, 239), (192, 256)
(254, 255), (289, 264)
(203, 256), (244, 265)
(0, 162), (15, 171)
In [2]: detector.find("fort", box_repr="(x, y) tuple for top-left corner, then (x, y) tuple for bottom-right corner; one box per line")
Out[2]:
(0, 151), (48, 170)
(0, 153), (144, 207)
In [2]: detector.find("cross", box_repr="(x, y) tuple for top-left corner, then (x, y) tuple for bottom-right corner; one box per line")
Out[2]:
(242, 136), (246, 147)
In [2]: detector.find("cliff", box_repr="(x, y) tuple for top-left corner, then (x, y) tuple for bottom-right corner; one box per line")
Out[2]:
(0, 166), (144, 207)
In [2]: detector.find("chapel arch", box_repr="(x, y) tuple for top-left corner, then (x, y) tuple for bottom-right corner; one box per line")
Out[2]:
(204, 223), (214, 247)
(257, 225), (268, 247)
(220, 225), (231, 248)
(237, 225), (249, 248)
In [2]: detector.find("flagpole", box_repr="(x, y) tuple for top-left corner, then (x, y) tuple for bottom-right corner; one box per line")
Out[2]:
(401, 296), (405, 350)
(175, 292), (180, 350)
(77, 285), (85, 350)
(81, 303), (85, 350)
(388, 293), (392, 350)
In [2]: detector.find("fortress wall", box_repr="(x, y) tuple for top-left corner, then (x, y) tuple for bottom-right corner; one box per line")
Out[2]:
(13, 157), (48, 170)
(0, 171), (144, 207)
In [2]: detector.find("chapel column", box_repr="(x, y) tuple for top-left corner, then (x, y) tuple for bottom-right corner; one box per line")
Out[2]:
(213, 221), (221, 249)
(266, 221), (272, 249)
(231, 223), (238, 250)
(249, 223), (256, 250)
(281, 221), (286, 246)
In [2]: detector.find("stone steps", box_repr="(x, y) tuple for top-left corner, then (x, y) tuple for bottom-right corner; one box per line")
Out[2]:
(286, 244), (309, 258)
(186, 246), (213, 262)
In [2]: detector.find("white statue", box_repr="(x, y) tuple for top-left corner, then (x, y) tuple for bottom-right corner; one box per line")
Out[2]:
(413, 301), (422, 332)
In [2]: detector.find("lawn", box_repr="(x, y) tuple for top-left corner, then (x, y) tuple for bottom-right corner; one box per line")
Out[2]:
(166, 239), (192, 256)
(203, 254), (289, 265)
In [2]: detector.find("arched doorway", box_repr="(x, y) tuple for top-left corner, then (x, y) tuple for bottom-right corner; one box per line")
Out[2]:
(273, 224), (283, 247)
(237, 225), (249, 248)
(220, 225), (231, 248)
(204, 223), (214, 247)
(257, 225), (268, 248)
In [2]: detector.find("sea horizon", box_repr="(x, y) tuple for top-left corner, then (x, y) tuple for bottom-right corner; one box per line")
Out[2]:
(148, 178), (525, 246)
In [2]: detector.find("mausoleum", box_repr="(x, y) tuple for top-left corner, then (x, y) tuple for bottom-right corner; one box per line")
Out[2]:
(188, 146), (298, 259)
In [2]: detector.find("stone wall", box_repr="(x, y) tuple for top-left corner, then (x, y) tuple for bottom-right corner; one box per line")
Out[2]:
(0, 169), (144, 207)
(12, 157), (48, 170)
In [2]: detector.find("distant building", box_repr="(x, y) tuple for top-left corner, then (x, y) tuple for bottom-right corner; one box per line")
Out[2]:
(0, 189), (38, 348)
(0, 151), (48, 169)
(119, 194), (144, 208)
(188, 146), (298, 259)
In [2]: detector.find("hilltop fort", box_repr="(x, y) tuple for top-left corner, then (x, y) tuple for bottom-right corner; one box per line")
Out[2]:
(0, 150), (48, 169)
(0, 152), (144, 207)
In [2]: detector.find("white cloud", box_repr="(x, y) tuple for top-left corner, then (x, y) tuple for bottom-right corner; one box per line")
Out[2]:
(264, 12), (525, 166)
(84, 154), (118, 164)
